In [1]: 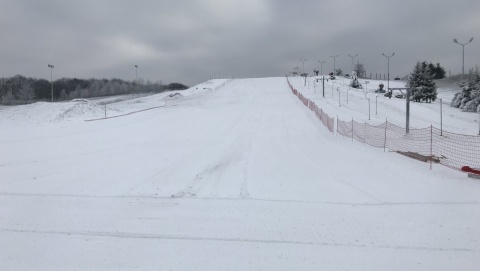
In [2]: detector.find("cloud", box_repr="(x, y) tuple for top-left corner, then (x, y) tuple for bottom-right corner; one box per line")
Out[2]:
(0, 0), (479, 85)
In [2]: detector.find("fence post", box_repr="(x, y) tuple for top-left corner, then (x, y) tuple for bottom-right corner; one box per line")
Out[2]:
(384, 119), (388, 152)
(351, 117), (354, 142)
(336, 115), (338, 135)
(364, 122), (367, 145)
(430, 125), (433, 170)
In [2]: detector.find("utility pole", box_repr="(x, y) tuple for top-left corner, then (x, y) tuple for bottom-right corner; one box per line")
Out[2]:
(48, 64), (54, 102)
(453, 37), (474, 75)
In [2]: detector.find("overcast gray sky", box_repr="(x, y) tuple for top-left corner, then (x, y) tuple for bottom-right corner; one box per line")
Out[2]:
(1, 0), (479, 86)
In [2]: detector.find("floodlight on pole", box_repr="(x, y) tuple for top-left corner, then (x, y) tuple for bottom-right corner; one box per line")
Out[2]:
(453, 37), (474, 75)
(47, 64), (54, 102)
(330, 55), (339, 75)
(318, 60), (325, 75)
(382, 53), (395, 94)
(134, 65), (138, 84)
(348, 53), (358, 71)
(300, 59), (306, 73)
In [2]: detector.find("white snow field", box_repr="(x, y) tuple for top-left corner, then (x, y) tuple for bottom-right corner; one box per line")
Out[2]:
(1, 77), (480, 270)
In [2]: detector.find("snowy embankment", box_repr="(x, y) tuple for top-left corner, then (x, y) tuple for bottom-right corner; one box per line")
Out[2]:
(1, 77), (479, 270)
(290, 75), (478, 135)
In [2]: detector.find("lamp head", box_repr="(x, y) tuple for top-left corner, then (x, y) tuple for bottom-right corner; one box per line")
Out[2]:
(453, 38), (458, 44)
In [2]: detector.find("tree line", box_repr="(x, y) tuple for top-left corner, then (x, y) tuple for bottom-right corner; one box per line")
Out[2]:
(0, 75), (188, 105)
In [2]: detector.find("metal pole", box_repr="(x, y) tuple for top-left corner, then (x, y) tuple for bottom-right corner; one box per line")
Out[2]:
(368, 98), (371, 120)
(440, 98), (443, 136)
(430, 125), (433, 170)
(338, 89), (341, 107)
(348, 53), (357, 71)
(330, 55), (339, 75)
(322, 76), (325, 98)
(300, 59), (306, 73)
(50, 67), (53, 102)
(134, 65), (138, 83)
(351, 117), (354, 142)
(48, 64), (54, 102)
(347, 88), (349, 104)
(318, 60), (325, 75)
(453, 38), (474, 75)
(406, 88), (410, 134)
(382, 53), (395, 94)
(384, 118), (388, 152)
(376, 95), (378, 115)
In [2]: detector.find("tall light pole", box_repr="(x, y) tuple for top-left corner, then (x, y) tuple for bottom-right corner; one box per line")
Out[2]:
(134, 65), (138, 84)
(453, 37), (474, 75)
(382, 53), (395, 93)
(47, 64), (54, 102)
(318, 60), (325, 75)
(300, 59), (306, 73)
(330, 55), (339, 75)
(348, 53), (358, 71)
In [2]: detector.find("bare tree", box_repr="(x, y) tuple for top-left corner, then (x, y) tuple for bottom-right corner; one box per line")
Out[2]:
(354, 62), (366, 78)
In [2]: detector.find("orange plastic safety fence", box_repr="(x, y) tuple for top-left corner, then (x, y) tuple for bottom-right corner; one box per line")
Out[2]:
(288, 77), (480, 171)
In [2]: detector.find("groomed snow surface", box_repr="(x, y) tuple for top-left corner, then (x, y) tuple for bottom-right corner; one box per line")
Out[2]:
(1, 77), (479, 270)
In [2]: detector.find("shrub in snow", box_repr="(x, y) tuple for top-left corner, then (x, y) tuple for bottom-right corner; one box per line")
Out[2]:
(451, 67), (480, 112)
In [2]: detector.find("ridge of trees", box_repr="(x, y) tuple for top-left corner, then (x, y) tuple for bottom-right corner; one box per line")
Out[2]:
(0, 75), (188, 105)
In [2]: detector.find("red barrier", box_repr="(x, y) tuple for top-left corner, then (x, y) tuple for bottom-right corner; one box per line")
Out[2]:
(286, 77), (334, 134)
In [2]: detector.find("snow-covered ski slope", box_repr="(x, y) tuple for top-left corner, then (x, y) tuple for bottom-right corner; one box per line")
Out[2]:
(1, 77), (479, 270)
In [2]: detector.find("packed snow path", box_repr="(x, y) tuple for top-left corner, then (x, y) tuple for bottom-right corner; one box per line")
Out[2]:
(1, 78), (479, 270)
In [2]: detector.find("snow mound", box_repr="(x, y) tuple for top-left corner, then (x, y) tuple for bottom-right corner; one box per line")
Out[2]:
(165, 93), (184, 99)
(54, 99), (105, 121)
(0, 100), (107, 125)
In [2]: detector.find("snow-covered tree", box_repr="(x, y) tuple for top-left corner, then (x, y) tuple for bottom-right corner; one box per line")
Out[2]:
(408, 61), (437, 103)
(16, 81), (36, 103)
(353, 62), (366, 78)
(1, 90), (15, 105)
(451, 66), (480, 112)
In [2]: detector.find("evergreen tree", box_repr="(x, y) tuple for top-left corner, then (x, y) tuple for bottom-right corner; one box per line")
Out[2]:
(430, 63), (446, 79)
(408, 61), (437, 103)
(451, 66), (480, 112)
